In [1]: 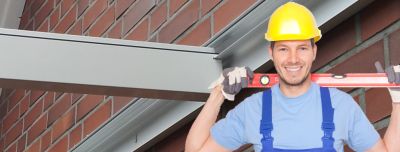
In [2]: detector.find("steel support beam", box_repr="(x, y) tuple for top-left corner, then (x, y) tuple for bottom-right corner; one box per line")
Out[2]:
(0, 28), (221, 101)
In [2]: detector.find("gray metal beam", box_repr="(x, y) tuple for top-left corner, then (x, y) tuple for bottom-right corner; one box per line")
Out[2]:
(0, 0), (25, 29)
(0, 28), (222, 101)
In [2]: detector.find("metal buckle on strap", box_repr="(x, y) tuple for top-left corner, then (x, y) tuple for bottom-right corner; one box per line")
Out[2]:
(321, 122), (335, 130)
(260, 122), (273, 132)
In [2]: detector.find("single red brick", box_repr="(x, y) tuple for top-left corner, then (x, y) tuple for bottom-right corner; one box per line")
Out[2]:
(158, 0), (199, 43)
(72, 93), (84, 104)
(313, 17), (356, 72)
(69, 124), (82, 149)
(213, 0), (257, 35)
(83, 0), (108, 31)
(326, 40), (385, 92)
(5, 120), (23, 147)
(3, 106), (19, 135)
(178, 17), (211, 46)
(84, 100), (111, 136)
(27, 114), (47, 145)
(78, 0), (90, 17)
(150, 1), (167, 34)
(108, 20), (122, 39)
(54, 5), (77, 34)
(19, 9), (30, 30)
(5, 142), (16, 152)
(30, 0), (46, 19)
(55, 92), (63, 100)
(20, 96), (30, 116)
(365, 88), (392, 123)
(24, 100), (43, 131)
(50, 7), (60, 30)
(122, 0), (155, 35)
(377, 127), (388, 139)
(113, 96), (134, 114)
(125, 18), (149, 41)
(170, 0), (188, 16)
(44, 92), (54, 111)
(48, 135), (67, 152)
(34, 0), (54, 30)
(17, 134), (26, 152)
(8, 90), (25, 110)
(68, 20), (83, 36)
(360, 0), (400, 41)
(77, 95), (104, 121)
(389, 28), (400, 65)
(30, 91), (45, 106)
(344, 145), (355, 152)
(52, 108), (75, 142)
(116, 0), (136, 18)
(26, 21), (34, 31)
(201, 0), (221, 16)
(61, 0), (75, 16)
(37, 19), (49, 32)
(48, 94), (71, 126)
(89, 6), (115, 37)
(24, 139), (40, 152)
(41, 130), (51, 152)
(0, 103), (7, 122)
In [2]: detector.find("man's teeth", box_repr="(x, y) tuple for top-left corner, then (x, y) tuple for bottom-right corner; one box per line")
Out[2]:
(286, 67), (301, 72)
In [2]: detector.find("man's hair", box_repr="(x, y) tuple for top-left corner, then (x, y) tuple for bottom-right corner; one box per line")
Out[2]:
(270, 39), (315, 51)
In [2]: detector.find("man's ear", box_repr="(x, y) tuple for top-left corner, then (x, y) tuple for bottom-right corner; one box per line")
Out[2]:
(268, 45), (274, 61)
(312, 45), (317, 61)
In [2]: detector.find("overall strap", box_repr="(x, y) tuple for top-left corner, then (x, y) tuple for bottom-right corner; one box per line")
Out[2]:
(320, 87), (335, 148)
(260, 90), (274, 150)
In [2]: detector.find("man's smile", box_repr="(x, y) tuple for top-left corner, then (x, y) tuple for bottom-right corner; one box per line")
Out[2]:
(284, 66), (303, 73)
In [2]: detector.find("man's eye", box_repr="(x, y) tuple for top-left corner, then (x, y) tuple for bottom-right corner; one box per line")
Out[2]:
(300, 47), (307, 51)
(279, 48), (287, 51)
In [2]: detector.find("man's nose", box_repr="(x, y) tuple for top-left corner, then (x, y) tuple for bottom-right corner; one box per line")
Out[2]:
(288, 50), (300, 63)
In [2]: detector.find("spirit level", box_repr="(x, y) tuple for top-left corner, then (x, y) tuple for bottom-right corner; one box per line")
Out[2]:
(247, 73), (400, 88)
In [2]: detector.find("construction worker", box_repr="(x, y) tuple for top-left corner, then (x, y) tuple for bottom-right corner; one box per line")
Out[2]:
(186, 2), (400, 152)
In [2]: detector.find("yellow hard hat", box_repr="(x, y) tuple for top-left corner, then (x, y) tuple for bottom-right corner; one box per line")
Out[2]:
(265, 2), (321, 42)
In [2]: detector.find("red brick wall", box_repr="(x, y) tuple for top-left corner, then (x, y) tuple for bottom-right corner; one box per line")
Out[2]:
(2, 0), (400, 152)
(0, 0), (261, 152)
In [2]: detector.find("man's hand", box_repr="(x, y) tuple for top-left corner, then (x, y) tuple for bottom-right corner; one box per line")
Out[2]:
(375, 61), (400, 103)
(208, 66), (254, 101)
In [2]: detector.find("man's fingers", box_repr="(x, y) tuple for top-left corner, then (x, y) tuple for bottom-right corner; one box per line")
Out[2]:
(223, 67), (236, 77)
(375, 61), (384, 73)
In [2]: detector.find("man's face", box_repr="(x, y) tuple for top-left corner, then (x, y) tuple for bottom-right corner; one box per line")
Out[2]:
(268, 40), (317, 86)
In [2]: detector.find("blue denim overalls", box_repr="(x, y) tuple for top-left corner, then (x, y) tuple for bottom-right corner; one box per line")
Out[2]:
(260, 87), (337, 152)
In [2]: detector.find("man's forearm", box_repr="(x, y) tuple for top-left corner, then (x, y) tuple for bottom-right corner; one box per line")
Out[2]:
(383, 103), (400, 151)
(186, 86), (225, 152)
